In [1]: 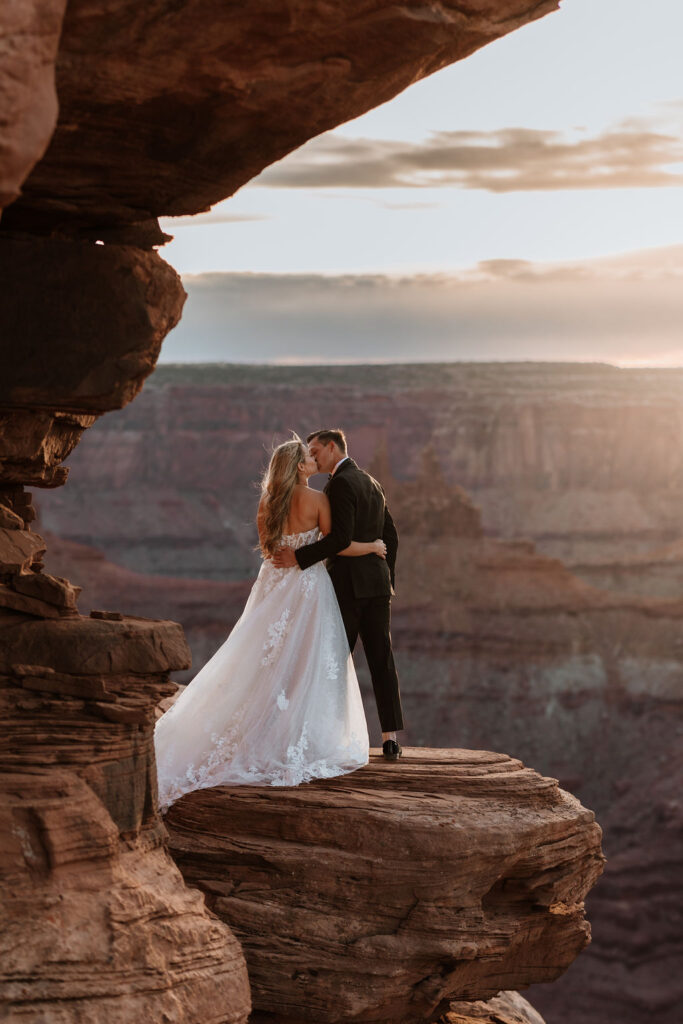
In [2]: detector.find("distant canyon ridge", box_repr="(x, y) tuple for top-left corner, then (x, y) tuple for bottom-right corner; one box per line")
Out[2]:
(38, 361), (683, 1023)
(40, 360), (683, 596)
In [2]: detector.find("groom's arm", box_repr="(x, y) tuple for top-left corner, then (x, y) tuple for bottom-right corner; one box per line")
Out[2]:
(295, 477), (357, 571)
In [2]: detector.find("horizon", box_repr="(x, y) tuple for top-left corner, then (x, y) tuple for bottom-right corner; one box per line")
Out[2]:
(157, 0), (683, 369)
(153, 358), (683, 371)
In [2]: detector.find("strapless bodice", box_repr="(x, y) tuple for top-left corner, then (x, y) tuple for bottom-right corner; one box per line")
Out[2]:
(279, 528), (319, 550)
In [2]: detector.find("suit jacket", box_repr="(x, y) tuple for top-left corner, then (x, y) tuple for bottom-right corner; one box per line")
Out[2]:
(295, 458), (398, 599)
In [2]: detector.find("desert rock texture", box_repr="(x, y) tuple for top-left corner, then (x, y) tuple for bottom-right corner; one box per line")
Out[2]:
(3, 0), (559, 233)
(0, 2), (592, 1022)
(442, 991), (546, 1024)
(0, 490), (251, 1022)
(40, 362), (683, 1024)
(166, 748), (603, 1024)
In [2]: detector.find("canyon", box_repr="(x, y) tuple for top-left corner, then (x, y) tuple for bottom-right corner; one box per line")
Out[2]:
(38, 361), (683, 591)
(37, 360), (683, 1023)
(3, 2), (615, 1022)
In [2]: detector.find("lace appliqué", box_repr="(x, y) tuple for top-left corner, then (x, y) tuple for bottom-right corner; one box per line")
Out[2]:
(272, 723), (309, 786)
(277, 690), (290, 711)
(154, 525), (369, 809)
(260, 564), (292, 598)
(322, 633), (340, 681)
(262, 607), (290, 666)
(158, 708), (246, 811)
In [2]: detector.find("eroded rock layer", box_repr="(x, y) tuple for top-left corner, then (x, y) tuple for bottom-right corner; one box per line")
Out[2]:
(0, 0), (67, 208)
(0, 494), (251, 1023)
(0, 237), (185, 488)
(0, 772), (248, 1024)
(166, 748), (604, 1024)
(442, 991), (546, 1024)
(3, 0), (560, 232)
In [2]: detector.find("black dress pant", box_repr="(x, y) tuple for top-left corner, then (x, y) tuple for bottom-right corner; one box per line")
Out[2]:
(335, 587), (404, 733)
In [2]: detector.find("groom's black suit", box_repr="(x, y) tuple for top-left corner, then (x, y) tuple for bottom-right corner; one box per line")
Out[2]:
(295, 458), (404, 732)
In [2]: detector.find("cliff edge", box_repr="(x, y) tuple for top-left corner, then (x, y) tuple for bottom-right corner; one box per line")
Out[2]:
(166, 747), (604, 1024)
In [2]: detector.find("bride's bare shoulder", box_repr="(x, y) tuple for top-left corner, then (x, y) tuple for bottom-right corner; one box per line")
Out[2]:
(293, 484), (323, 506)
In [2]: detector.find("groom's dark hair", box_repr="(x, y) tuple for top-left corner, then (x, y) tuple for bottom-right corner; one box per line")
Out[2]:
(307, 428), (347, 453)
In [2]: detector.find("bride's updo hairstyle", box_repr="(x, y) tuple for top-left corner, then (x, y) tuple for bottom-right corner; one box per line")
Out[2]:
(259, 435), (306, 557)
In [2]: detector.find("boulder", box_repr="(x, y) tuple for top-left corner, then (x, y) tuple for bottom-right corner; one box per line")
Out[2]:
(0, 236), (186, 414)
(12, 569), (81, 609)
(0, 525), (46, 574)
(0, 611), (191, 676)
(443, 991), (546, 1024)
(0, 582), (67, 618)
(166, 748), (604, 1024)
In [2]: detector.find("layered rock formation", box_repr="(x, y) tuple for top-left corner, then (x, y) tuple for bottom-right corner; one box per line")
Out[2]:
(0, 492), (251, 1021)
(166, 748), (603, 1024)
(37, 362), (683, 592)
(442, 991), (546, 1024)
(3, 0), (560, 234)
(37, 363), (683, 1023)
(3, 4), (614, 1021)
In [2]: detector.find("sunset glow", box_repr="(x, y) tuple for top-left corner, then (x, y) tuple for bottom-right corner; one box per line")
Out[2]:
(159, 0), (683, 365)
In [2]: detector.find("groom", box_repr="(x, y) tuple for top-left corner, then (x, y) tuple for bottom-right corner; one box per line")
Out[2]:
(273, 428), (404, 760)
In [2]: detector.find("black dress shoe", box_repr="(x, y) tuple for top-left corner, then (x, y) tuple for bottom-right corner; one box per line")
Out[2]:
(382, 739), (402, 761)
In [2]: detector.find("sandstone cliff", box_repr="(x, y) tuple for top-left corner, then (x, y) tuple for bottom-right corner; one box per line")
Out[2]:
(37, 362), (683, 592)
(1, 3), (621, 1021)
(0, 494), (250, 1023)
(36, 365), (683, 1024)
(166, 748), (603, 1024)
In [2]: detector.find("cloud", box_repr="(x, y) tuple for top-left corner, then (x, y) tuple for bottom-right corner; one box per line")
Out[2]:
(161, 211), (270, 228)
(160, 246), (683, 366)
(253, 120), (683, 192)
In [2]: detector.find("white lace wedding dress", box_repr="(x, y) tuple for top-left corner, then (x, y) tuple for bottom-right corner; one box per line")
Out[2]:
(155, 528), (369, 811)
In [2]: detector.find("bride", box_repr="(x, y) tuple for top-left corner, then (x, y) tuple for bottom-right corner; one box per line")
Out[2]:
(154, 436), (381, 810)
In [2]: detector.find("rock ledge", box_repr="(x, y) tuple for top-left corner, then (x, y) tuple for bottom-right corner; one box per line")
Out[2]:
(166, 747), (604, 1024)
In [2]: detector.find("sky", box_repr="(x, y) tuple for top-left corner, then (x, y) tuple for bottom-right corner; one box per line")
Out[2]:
(159, 0), (683, 365)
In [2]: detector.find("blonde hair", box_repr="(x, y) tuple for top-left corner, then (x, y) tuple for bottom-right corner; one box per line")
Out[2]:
(259, 436), (306, 557)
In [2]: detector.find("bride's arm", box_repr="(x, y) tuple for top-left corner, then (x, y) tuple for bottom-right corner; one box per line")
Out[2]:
(317, 493), (386, 558)
(339, 539), (387, 558)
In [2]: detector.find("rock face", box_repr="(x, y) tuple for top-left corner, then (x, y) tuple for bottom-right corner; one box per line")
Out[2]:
(36, 362), (683, 1024)
(0, 0), (66, 208)
(166, 748), (604, 1024)
(0, 489), (251, 1021)
(0, 771), (249, 1024)
(3, 0), (559, 233)
(442, 991), (546, 1024)
(37, 362), (683, 588)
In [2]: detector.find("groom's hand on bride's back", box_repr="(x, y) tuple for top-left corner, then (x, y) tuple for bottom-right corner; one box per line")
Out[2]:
(271, 547), (298, 568)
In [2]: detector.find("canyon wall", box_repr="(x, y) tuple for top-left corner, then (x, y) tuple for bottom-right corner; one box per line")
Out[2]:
(2, 3), (589, 1022)
(37, 361), (683, 1023)
(38, 362), (683, 591)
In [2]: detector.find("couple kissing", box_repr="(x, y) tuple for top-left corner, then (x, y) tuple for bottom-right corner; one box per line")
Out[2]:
(155, 428), (404, 810)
